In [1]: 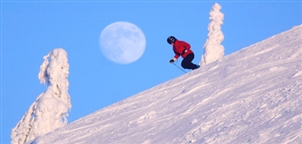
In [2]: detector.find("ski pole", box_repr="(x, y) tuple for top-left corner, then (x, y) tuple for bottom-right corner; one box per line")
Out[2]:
(172, 63), (186, 73)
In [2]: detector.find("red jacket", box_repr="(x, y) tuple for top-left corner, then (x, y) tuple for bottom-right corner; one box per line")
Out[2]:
(172, 40), (193, 59)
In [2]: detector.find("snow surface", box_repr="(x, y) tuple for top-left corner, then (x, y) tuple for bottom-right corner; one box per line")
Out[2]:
(201, 3), (225, 65)
(12, 48), (71, 144)
(28, 25), (301, 144)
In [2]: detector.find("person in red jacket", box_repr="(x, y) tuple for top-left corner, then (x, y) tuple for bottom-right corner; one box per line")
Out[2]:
(167, 36), (200, 70)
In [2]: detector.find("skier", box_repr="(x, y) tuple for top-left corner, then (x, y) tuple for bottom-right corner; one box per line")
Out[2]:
(167, 36), (200, 70)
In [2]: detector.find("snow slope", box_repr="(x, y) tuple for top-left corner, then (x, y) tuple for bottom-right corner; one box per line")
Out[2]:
(29, 25), (302, 144)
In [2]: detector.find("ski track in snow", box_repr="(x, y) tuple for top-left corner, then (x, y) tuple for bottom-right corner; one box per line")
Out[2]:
(28, 25), (302, 144)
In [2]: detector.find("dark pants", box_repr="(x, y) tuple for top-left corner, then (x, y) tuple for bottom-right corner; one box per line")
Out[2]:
(181, 53), (198, 70)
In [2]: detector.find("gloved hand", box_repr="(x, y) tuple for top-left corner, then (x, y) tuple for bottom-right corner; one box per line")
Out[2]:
(169, 58), (176, 63)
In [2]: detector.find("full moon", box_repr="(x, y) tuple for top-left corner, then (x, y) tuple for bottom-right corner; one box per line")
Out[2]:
(99, 22), (146, 64)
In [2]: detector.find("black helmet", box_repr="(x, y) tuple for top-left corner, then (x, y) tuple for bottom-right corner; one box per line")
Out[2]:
(167, 36), (177, 44)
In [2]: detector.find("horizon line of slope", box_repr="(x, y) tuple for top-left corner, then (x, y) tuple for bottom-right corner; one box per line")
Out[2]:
(29, 24), (302, 144)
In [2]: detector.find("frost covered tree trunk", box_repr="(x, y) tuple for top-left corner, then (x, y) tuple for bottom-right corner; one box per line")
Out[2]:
(200, 3), (224, 65)
(11, 48), (71, 144)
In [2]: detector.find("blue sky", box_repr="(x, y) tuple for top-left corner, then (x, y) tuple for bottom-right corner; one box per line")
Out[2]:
(1, 0), (301, 143)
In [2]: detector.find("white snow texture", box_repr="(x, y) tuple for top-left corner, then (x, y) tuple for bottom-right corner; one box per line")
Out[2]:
(28, 25), (302, 144)
(201, 3), (225, 65)
(11, 48), (71, 144)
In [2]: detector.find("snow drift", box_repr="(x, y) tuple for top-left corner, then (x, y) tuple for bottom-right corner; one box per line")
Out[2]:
(29, 25), (301, 144)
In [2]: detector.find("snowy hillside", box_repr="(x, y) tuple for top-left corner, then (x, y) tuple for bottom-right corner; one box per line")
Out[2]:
(29, 25), (302, 144)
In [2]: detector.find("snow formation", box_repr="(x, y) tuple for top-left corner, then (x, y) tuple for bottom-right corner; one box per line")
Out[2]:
(28, 25), (302, 144)
(201, 3), (225, 65)
(11, 48), (71, 144)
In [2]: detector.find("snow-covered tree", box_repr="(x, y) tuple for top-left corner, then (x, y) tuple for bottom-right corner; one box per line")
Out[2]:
(11, 48), (71, 144)
(200, 3), (224, 65)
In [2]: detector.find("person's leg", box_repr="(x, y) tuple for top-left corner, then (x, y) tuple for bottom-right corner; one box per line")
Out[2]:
(181, 53), (199, 69)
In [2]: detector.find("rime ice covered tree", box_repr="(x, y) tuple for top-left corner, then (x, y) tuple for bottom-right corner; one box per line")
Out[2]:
(200, 3), (224, 65)
(11, 48), (71, 144)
